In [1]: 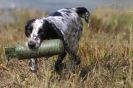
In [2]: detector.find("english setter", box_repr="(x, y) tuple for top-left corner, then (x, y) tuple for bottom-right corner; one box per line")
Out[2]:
(25, 7), (90, 72)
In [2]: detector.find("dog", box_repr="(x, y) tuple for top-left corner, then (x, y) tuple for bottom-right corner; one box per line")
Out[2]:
(25, 7), (90, 72)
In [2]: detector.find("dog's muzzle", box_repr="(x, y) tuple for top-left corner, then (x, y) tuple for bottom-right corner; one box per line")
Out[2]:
(27, 36), (41, 49)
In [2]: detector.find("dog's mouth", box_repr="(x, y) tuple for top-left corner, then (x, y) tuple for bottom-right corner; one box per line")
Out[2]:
(28, 43), (39, 50)
(29, 45), (40, 50)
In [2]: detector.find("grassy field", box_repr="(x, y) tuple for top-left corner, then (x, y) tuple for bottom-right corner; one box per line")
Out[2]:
(0, 8), (133, 88)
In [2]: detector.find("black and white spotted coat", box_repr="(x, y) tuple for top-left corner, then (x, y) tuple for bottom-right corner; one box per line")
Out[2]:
(25, 7), (90, 72)
(45, 8), (83, 54)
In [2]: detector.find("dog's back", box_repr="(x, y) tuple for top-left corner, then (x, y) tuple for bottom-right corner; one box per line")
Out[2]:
(45, 8), (83, 53)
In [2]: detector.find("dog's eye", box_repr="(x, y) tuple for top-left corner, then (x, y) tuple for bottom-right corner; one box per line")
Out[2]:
(25, 27), (33, 37)
(28, 28), (32, 32)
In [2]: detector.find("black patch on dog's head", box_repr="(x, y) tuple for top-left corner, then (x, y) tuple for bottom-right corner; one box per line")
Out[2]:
(25, 19), (35, 37)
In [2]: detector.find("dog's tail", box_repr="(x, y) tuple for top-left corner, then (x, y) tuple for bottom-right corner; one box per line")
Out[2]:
(76, 7), (90, 23)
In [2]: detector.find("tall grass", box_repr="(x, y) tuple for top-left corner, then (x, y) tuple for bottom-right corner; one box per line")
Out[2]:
(0, 8), (133, 88)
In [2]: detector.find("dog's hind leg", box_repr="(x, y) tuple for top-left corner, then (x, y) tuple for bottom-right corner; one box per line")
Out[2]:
(68, 43), (81, 66)
(54, 50), (66, 72)
(70, 51), (81, 65)
(61, 40), (81, 68)
(28, 58), (38, 73)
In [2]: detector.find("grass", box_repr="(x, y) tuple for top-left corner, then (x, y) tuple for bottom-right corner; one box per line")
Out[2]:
(0, 7), (133, 88)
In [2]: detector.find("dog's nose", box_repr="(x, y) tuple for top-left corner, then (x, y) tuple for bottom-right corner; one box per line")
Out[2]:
(28, 41), (36, 49)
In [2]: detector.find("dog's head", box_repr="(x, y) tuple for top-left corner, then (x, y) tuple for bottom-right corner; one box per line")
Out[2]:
(25, 18), (49, 49)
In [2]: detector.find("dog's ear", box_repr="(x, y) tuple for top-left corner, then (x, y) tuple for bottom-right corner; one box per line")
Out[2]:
(42, 20), (60, 39)
(76, 7), (90, 23)
(25, 19), (35, 37)
(25, 19), (35, 30)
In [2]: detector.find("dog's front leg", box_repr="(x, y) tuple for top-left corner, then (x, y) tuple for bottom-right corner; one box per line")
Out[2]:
(28, 58), (38, 72)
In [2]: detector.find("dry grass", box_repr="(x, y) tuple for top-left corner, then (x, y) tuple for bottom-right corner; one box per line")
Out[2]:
(0, 8), (133, 88)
